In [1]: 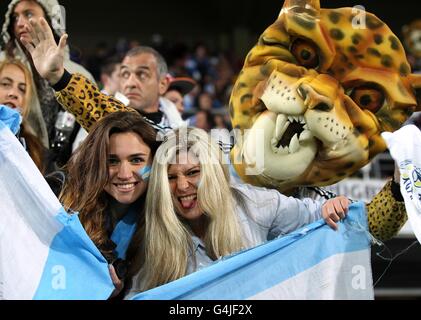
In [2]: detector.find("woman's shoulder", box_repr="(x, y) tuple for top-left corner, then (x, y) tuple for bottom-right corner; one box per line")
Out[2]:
(231, 183), (280, 203)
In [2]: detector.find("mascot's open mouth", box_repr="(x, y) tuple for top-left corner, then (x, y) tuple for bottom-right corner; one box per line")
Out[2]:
(242, 111), (318, 181)
(271, 114), (313, 155)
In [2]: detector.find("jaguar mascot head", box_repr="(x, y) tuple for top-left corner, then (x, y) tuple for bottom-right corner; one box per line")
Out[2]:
(230, 0), (421, 193)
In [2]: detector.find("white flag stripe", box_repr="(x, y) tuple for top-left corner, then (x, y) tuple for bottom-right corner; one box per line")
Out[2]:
(0, 118), (113, 300)
(0, 124), (63, 299)
(250, 250), (373, 300)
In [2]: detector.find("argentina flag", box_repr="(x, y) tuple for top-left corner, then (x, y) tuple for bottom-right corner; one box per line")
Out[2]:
(0, 106), (114, 300)
(1, 105), (373, 300)
(132, 201), (374, 300)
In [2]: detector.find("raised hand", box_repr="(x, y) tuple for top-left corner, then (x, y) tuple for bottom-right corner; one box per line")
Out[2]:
(20, 17), (68, 85)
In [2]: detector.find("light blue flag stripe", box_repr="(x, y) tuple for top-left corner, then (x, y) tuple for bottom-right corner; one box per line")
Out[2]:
(33, 208), (114, 300)
(132, 202), (371, 300)
(0, 105), (21, 134)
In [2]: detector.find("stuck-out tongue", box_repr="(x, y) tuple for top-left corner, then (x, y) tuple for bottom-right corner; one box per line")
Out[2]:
(180, 198), (196, 209)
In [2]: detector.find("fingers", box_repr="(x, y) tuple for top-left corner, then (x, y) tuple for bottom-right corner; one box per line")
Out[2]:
(21, 19), (39, 47)
(27, 19), (41, 46)
(332, 198), (346, 220)
(31, 17), (46, 42)
(109, 265), (124, 298)
(323, 200), (341, 223)
(58, 34), (68, 51)
(339, 196), (350, 215)
(39, 17), (56, 43)
(108, 265), (121, 287)
(26, 17), (56, 47)
(322, 196), (351, 231)
(325, 216), (338, 231)
(20, 37), (35, 54)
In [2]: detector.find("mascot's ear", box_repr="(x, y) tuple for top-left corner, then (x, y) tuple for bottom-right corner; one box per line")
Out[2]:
(408, 73), (421, 111)
(281, 0), (320, 17)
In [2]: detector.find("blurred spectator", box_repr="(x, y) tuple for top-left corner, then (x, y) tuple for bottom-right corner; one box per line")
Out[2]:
(214, 113), (230, 130)
(72, 56), (129, 152)
(86, 41), (110, 82)
(167, 42), (189, 77)
(197, 91), (214, 111)
(195, 109), (216, 132)
(0, 0), (96, 168)
(183, 83), (200, 113)
(186, 43), (216, 84)
(99, 56), (129, 105)
(119, 46), (184, 132)
(214, 54), (235, 107)
(164, 75), (196, 114)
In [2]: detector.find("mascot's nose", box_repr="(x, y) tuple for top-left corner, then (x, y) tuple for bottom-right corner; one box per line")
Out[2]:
(298, 83), (333, 112)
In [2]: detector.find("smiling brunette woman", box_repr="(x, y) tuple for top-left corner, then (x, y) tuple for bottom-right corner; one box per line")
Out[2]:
(59, 111), (159, 297)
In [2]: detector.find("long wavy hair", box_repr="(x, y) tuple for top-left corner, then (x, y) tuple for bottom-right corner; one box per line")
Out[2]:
(60, 112), (159, 262)
(0, 58), (46, 171)
(134, 127), (244, 291)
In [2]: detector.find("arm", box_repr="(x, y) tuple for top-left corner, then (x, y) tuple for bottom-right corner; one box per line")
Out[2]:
(20, 17), (135, 132)
(238, 185), (348, 238)
(366, 179), (407, 241)
(53, 71), (135, 132)
(268, 195), (349, 235)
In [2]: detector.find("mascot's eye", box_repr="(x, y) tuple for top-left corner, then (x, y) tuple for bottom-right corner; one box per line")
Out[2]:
(290, 39), (319, 69)
(350, 87), (385, 113)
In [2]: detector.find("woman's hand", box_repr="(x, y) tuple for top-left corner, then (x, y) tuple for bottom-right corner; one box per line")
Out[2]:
(321, 196), (350, 230)
(20, 17), (67, 86)
(109, 264), (124, 298)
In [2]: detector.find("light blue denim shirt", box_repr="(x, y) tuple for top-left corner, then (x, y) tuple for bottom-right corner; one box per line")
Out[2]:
(186, 183), (323, 274)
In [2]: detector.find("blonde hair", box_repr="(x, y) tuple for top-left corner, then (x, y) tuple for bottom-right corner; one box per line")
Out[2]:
(136, 127), (244, 291)
(0, 58), (33, 118)
(0, 59), (46, 171)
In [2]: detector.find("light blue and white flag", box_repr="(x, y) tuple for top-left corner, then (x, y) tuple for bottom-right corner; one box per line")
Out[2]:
(0, 107), (114, 300)
(0, 106), (374, 300)
(132, 202), (373, 300)
(382, 125), (421, 244)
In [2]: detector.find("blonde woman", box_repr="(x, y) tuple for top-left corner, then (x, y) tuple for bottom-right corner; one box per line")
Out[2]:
(0, 58), (47, 172)
(128, 128), (350, 294)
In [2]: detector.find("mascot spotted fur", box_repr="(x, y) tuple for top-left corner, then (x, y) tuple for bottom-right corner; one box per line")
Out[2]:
(230, 0), (421, 194)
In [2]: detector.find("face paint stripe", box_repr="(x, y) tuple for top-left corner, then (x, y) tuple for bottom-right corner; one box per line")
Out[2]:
(138, 166), (151, 182)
